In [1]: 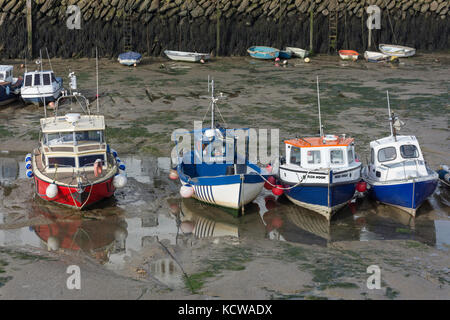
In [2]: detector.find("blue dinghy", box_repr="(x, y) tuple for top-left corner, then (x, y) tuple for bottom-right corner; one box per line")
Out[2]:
(362, 92), (438, 216)
(278, 50), (292, 59)
(0, 65), (23, 105)
(173, 79), (269, 213)
(437, 165), (449, 186)
(247, 46), (280, 60)
(118, 51), (142, 66)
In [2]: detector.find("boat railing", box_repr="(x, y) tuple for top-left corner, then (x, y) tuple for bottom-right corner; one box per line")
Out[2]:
(381, 159), (422, 181)
(49, 92), (91, 119)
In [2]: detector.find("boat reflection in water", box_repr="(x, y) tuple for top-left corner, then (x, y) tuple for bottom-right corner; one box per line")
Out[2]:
(29, 203), (128, 263)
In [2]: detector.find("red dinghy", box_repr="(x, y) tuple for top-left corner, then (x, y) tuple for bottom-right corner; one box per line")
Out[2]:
(338, 50), (360, 61)
(26, 87), (128, 209)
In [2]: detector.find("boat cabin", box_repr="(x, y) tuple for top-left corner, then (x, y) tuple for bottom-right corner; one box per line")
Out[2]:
(0, 65), (14, 84)
(367, 135), (428, 181)
(283, 135), (356, 170)
(38, 113), (108, 173)
(23, 70), (58, 88)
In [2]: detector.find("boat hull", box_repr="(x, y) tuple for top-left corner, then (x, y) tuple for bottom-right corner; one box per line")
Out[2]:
(247, 46), (280, 60)
(164, 50), (210, 62)
(366, 176), (438, 216)
(283, 182), (358, 220)
(379, 44), (416, 57)
(285, 47), (308, 58)
(339, 50), (359, 61)
(0, 78), (22, 105)
(34, 175), (116, 209)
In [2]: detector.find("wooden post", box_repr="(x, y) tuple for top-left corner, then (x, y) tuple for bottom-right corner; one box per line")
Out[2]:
(216, 6), (221, 56)
(368, 13), (372, 50)
(26, 0), (32, 58)
(309, 1), (313, 53)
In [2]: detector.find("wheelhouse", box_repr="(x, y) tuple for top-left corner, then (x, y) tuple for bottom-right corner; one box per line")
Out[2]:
(23, 71), (57, 87)
(283, 135), (356, 170)
(0, 65), (13, 83)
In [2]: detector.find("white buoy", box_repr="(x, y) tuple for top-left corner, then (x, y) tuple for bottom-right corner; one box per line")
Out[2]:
(113, 174), (127, 188)
(180, 221), (194, 234)
(304, 57), (311, 63)
(47, 236), (60, 251)
(180, 185), (194, 198)
(46, 183), (58, 199)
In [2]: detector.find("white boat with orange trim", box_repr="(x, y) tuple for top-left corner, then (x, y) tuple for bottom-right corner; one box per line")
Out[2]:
(25, 65), (128, 209)
(273, 78), (363, 220)
(338, 50), (360, 61)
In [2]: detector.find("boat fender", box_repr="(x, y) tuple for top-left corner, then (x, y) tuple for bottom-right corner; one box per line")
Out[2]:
(47, 236), (60, 251)
(94, 159), (103, 177)
(356, 181), (367, 193)
(119, 163), (126, 171)
(25, 153), (32, 162)
(46, 183), (58, 199)
(180, 184), (194, 198)
(111, 149), (118, 158)
(26, 170), (33, 178)
(264, 176), (276, 190)
(272, 185), (284, 196)
(25, 161), (32, 170)
(169, 169), (179, 180)
(113, 174), (127, 188)
(116, 157), (121, 163)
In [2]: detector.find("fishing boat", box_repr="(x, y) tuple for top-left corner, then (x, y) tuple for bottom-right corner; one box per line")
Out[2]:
(364, 51), (390, 62)
(164, 50), (210, 62)
(247, 46), (280, 60)
(285, 47), (309, 59)
(20, 51), (63, 105)
(0, 65), (23, 105)
(278, 50), (292, 59)
(25, 54), (128, 209)
(362, 92), (438, 216)
(379, 44), (416, 57)
(172, 78), (269, 213)
(338, 50), (360, 61)
(272, 77), (363, 220)
(118, 51), (142, 66)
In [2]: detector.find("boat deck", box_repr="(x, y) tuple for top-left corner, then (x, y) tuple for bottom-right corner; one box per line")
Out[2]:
(34, 148), (115, 186)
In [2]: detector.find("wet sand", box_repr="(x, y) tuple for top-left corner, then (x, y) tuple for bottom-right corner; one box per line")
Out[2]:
(0, 53), (449, 300)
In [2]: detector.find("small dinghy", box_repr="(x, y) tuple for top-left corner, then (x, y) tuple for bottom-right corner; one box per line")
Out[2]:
(338, 50), (360, 61)
(364, 51), (390, 62)
(247, 46), (280, 60)
(272, 77), (363, 220)
(118, 51), (142, 66)
(285, 47), (309, 59)
(164, 50), (210, 62)
(379, 44), (416, 57)
(172, 78), (269, 213)
(362, 92), (438, 216)
(437, 165), (450, 186)
(0, 65), (23, 105)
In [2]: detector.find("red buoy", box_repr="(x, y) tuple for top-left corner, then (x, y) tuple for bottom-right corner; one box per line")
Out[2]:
(272, 185), (284, 196)
(264, 176), (277, 190)
(356, 181), (367, 192)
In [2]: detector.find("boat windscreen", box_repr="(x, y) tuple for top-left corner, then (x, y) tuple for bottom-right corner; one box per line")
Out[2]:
(79, 154), (105, 167)
(75, 130), (102, 143)
(46, 132), (74, 145)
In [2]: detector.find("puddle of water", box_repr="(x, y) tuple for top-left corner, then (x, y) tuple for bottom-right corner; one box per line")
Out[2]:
(0, 154), (449, 288)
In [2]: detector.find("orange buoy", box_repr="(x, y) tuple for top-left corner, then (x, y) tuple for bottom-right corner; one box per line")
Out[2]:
(272, 185), (284, 196)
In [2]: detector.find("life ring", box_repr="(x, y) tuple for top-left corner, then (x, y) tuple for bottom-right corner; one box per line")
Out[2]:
(94, 159), (102, 177)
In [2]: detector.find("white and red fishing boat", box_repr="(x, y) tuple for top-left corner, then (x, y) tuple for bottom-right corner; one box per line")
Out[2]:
(338, 50), (360, 61)
(25, 71), (127, 209)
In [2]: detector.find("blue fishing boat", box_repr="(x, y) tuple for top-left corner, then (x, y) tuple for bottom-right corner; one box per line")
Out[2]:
(0, 65), (23, 105)
(278, 50), (292, 59)
(273, 78), (363, 220)
(362, 92), (438, 216)
(118, 51), (142, 66)
(437, 165), (450, 186)
(172, 79), (269, 212)
(247, 46), (280, 60)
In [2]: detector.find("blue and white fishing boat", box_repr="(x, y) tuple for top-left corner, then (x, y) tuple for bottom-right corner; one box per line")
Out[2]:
(379, 44), (416, 58)
(437, 165), (450, 186)
(172, 79), (269, 212)
(118, 51), (142, 66)
(273, 77), (363, 220)
(20, 52), (63, 105)
(0, 65), (23, 105)
(362, 92), (438, 216)
(247, 46), (280, 60)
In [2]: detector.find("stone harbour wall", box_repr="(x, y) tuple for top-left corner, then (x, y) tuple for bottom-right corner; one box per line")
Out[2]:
(0, 0), (448, 58)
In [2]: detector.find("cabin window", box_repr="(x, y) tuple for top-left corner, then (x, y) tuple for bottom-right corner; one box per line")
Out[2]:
(400, 145), (419, 159)
(75, 130), (102, 143)
(347, 148), (354, 164)
(307, 150), (321, 164)
(290, 147), (301, 166)
(34, 74), (41, 86)
(0, 73), (4, 81)
(51, 73), (57, 82)
(48, 157), (75, 168)
(42, 73), (51, 85)
(24, 75), (32, 86)
(370, 148), (374, 164)
(46, 132), (74, 145)
(79, 154), (105, 167)
(378, 147), (397, 162)
(330, 149), (344, 165)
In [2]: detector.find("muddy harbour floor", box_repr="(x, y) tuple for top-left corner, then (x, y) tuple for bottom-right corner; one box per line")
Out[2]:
(0, 53), (449, 300)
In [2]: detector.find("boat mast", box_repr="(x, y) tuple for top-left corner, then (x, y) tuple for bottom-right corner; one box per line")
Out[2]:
(316, 76), (323, 137)
(40, 49), (47, 111)
(45, 47), (53, 71)
(386, 90), (394, 137)
(210, 78), (215, 129)
(96, 47), (99, 114)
